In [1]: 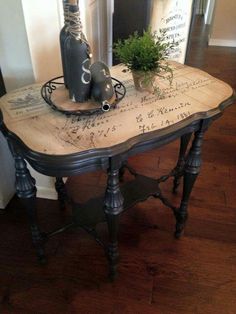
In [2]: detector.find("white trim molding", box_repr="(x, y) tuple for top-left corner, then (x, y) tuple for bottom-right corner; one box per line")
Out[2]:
(36, 186), (58, 200)
(27, 165), (58, 200)
(209, 38), (236, 47)
(205, 0), (215, 25)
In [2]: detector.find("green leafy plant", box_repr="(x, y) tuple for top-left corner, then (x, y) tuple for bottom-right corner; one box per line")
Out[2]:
(113, 29), (177, 93)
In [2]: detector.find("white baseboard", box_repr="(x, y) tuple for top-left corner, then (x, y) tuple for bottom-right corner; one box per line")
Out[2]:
(36, 177), (67, 200)
(0, 175), (67, 207)
(0, 187), (58, 209)
(36, 185), (58, 200)
(209, 38), (236, 47)
(0, 185), (58, 209)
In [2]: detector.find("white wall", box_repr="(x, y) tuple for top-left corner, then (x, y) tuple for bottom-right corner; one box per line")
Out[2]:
(21, 0), (64, 200)
(0, 0), (34, 91)
(21, 0), (63, 82)
(0, 0), (62, 207)
(209, 0), (236, 47)
(0, 0), (108, 207)
(0, 0), (34, 208)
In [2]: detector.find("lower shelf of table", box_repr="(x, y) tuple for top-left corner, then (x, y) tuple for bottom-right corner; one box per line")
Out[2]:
(72, 174), (171, 228)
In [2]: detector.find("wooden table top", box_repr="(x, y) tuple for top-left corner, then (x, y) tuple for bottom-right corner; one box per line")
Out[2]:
(0, 61), (234, 156)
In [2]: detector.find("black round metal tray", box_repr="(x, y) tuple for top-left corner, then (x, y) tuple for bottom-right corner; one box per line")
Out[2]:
(41, 76), (126, 116)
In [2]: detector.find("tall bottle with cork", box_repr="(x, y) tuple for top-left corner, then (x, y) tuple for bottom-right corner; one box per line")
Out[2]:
(60, 0), (70, 88)
(64, 0), (92, 102)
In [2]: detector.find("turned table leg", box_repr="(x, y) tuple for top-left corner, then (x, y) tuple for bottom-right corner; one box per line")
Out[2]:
(173, 133), (192, 194)
(14, 154), (46, 263)
(175, 122), (209, 238)
(104, 159), (124, 280)
(55, 177), (67, 210)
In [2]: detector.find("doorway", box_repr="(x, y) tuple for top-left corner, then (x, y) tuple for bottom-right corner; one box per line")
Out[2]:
(185, 0), (216, 66)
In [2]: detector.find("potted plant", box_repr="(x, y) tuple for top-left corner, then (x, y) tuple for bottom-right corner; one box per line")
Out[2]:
(113, 29), (176, 93)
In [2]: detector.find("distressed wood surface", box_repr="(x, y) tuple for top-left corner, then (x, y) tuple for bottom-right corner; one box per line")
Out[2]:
(0, 61), (233, 155)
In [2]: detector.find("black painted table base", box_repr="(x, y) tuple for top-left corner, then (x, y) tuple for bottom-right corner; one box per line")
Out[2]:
(10, 127), (208, 280)
(2, 104), (234, 280)
(1, 105), (222, 280)
(0, 61), (235, 280)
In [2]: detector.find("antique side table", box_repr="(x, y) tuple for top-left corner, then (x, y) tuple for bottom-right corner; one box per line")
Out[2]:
(0, 62), (235, 279)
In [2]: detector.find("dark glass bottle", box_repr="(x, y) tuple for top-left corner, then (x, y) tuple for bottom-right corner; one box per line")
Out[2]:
(60, 0), (70, 88)
(65, 0), (92, 102)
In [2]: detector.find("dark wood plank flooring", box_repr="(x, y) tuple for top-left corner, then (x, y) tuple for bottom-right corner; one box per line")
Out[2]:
(1, 16), (236, 313)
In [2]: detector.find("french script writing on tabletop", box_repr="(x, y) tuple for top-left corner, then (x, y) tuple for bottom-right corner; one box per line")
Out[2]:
(0, 84), (51, 120)
(0, 61), (233, 155)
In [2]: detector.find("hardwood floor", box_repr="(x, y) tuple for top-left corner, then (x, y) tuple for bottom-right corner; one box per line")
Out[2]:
(1, 16), (236, 314)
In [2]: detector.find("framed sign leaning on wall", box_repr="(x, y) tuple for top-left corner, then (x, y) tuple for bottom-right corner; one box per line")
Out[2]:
(150, 0), (196, 64)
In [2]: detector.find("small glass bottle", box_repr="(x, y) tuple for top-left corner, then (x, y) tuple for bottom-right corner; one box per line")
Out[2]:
(91, 62), (115, 112)
(65, 0), (92, 102)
